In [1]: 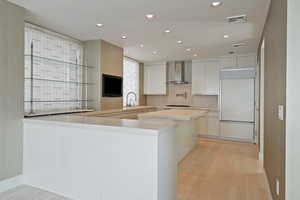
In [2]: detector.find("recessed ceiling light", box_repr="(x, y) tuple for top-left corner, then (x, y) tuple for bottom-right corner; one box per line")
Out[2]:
(164, 29), (171, 33)
(140, 44), (144, 48)
(153, 51), (157, 55)
(146, 14), (155, 19)
(96, 23), (103, 27)
(224, 35), (229, 39)
(177, 40), (183, 44)
(193, 54), (198, 57)
(186, 48), (192, 51)
(211, 1), (222, 7)
(121, 35), (127, 39)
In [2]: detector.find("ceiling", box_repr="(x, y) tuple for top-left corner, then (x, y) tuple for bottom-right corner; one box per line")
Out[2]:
(9, 0), (270, 62)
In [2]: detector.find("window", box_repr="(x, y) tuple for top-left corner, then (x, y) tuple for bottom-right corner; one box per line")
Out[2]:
(123, 58), (139, 106)
(24, 23), (90, 116)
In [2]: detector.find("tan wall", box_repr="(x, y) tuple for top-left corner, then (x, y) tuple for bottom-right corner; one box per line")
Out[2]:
(100, 40), (123, 110)
(0, 0), (25, 181)
(262, 0), (287, 199)
(286, 0), (300, 198)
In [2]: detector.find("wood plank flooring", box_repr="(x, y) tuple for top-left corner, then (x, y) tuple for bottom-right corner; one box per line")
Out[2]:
(177, 138), (273, 200)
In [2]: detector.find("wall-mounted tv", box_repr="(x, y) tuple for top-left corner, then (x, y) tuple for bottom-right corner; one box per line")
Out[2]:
(102, 74), (123, 97)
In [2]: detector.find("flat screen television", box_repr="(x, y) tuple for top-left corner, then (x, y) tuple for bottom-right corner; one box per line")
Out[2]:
(102, 74), (123, 97)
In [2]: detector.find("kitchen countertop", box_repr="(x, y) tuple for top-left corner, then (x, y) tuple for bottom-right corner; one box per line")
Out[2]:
(23, 114), (176, 132)
(164, 105), (218, 112)
(76, 106), (157, 117)
(138, 109), (208, 121)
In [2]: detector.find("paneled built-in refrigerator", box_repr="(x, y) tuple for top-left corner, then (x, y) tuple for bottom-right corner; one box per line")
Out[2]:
(219, 68), (256, 142)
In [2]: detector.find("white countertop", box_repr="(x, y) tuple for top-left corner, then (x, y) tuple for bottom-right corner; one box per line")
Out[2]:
(138, 109), (208, 121)
(23, 114), (176, 132)
(77, 106), (157, 117)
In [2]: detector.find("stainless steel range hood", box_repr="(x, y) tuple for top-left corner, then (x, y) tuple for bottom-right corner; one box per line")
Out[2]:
(167, 61), (192, 84)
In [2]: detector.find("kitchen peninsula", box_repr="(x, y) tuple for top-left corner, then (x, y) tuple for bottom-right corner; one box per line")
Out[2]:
(22, 107), (208, 200)
(23, 115), (177, 200)
(138, 109), (208, 162)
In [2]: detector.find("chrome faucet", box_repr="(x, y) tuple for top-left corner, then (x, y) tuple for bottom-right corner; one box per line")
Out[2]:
(126, 91), (137, 107)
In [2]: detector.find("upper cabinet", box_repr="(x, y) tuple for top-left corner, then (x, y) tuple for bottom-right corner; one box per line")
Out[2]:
(192, 60), (220, 95)
(237, 54), (257, 68)
(192, 54), (257, 96)
(219, 54), (257, 68)
(219, 56), (237, 68)
(144, 63), (167, 95)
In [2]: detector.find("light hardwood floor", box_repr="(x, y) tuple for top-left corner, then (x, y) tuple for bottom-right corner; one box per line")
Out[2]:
(177, 138), (272, 200)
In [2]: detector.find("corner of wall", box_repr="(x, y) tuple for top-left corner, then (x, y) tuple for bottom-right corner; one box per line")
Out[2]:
(0, 175), (23, 193)
(0, 0), (25, 183)
(83, 40), (101, 111)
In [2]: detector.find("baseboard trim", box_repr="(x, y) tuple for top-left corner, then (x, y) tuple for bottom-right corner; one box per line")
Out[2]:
(199, 135), (254, 143)
(0, 175), (23, 193)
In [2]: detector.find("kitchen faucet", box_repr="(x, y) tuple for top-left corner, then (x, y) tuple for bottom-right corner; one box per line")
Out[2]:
(126, 91), (137, 107)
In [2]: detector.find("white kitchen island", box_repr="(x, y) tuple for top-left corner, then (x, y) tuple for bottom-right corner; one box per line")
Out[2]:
(138, 109), (208, 162)
(23, 115), (177, 200)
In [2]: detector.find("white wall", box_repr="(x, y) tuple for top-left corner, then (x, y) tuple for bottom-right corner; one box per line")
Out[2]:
(0, 0), (25, 182)
(84, 40), (101, 111)
(286, 0), (300, 199)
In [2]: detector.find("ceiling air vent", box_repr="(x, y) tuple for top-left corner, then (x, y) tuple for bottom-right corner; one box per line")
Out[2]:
(232, 42), (248, 48)
(227, 15), (248, 23)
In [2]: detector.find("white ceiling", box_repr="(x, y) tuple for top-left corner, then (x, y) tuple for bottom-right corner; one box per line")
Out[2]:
(9, 0), (270, 62)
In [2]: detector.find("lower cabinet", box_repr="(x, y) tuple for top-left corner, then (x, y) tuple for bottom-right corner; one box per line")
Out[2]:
(198, 111), (220, 137)
(196, 116), (208, 136)
(207, 111), (220, 136)
(198, 113), (254, 142)
(220, 121), (254, 142)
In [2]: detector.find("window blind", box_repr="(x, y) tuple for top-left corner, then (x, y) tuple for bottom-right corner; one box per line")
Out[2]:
(123, 58), (139, 106)
(24, 23), (91, 116)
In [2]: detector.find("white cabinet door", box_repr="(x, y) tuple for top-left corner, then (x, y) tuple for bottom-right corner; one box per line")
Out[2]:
(205, 61), (219, 95)
(219, 56), (237, 68)
(144, 63), (167, 95)
(220, 121), (254, 142)
(237, 54), (257, 68)
(219, 54), (257, 69)
(192, 60), (219, 95)
(197, 116), (208, 136)
(207, 112), (220, 136)
(192, 61), (206, 94)
(220, 79), (255, 122)
(197, 111), (220, 137)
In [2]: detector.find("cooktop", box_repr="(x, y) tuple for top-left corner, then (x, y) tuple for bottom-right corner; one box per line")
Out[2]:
(166, 105), (191, 107)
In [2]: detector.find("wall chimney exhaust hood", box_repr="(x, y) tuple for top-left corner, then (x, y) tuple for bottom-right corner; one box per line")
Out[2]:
(167, 61), (192, 84)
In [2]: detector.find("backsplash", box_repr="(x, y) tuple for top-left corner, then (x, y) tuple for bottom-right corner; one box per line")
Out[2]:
(167, 84), (192, 105)
(146, 84), (218, 109)
(191, 95), (218, 109)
